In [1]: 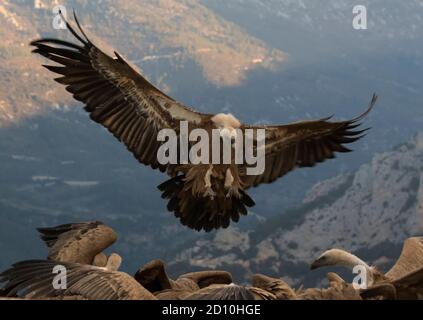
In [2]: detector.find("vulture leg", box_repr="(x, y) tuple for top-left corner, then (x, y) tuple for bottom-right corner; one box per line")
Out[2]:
(224, 168), (239, 198)
(203, 165), (216, 199)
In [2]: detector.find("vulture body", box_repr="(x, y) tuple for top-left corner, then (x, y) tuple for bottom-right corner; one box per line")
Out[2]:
(30, 13), (377, 231)
(135, 259), (232, 300)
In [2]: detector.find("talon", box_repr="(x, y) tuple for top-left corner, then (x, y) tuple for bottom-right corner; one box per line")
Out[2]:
(203, 165), (215, 199)
(226, 188), (233, 198)
(224, 168), (234, 189)
(225, 186), (239, 198)
(224, 168), (237, 198)
(204, 187), (216, 199)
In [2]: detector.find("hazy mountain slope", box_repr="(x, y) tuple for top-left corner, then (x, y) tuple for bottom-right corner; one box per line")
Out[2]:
(202, 0), (423, 57)
(167, 133), (423, 286)
(0, 0), (285, 124)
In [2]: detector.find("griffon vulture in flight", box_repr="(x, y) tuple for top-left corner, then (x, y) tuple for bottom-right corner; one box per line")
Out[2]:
(30, 13), (377, 232)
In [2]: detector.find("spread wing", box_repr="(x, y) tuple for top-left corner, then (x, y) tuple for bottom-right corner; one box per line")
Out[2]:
(391, 266), (423, 299)
(37, 221), (117, 264)
(242, 94), (378, 187)
(183, 284), (275, 300)
(0, 260), (155, 300)
(361, 266), (423, 300)
(386, 237), (423, 280)
(30, 13), (206, 173)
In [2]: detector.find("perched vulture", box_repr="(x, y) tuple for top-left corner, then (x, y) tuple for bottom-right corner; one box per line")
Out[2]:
(37, 221), (118, 267)
(310, 237), (423, 292)
(0, 260), (155, 300)
(134, 259), (232, 300)
(310, 248), (386, 287)
(30, 13), (377, 231)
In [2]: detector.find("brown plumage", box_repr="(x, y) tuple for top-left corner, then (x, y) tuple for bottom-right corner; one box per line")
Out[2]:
(361, 266), (423, 300)
(310, 237), (423, 299)
(385, 237), (423, 280)
(37, 221), (117, 266)
(182, 273), (294, 300)
(134, 259), (232, 300)
(251, 274), (296, 300)
(30, 13), (377, 232)
(326, 272), (348, 290)
(385, 266), (423, 299)
(296, 283), (362, 300)
(361, 237), (423, 299)
(183, 284), (277, 300)
(311, 237), (423, 286)
(311, 248), (388, 287)
(288, 273), (361, 300)
(250, 272), (362, 300)
(0, 260), (156, 300)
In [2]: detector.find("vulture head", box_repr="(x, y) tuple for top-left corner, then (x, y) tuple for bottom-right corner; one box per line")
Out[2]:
(311, 248), (376, 288)
(211, 113), (241, 142)
(311, 249), (369, 270)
